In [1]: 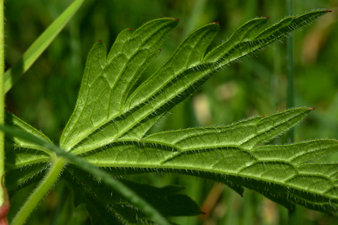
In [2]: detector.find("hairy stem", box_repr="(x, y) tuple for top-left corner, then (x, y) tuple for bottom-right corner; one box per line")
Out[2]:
(0, 0), (4, 206)
(10, 157), (66, 225)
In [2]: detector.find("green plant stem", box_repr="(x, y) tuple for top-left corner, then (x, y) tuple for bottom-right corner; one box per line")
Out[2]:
(0, 0), (4, 206)
(286, 0), (294, 143)
(10, 157), (66, 225)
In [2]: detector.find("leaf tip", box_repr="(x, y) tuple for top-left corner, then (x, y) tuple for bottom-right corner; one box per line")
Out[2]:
(98, 40), (102, 42)
(215, 21), (219, 24)
(309, 107), (315, 110)
(264, 17), (270, 19)
(326, 10), (332, 13)
(159, 48), (162, 52)
(128, 28), (133, 30)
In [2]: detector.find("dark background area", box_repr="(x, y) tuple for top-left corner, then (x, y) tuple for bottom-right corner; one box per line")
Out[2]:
(5, 0), (338, 224)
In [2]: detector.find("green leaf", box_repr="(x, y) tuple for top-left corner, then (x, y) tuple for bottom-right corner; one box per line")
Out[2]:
(61, 20), (219, 154)
(61, 10), (330, 157)
(5, 112), (52, 170)
(60, 18), (180, 151)
(64, 166), (202, 224)
(4, 0), (84, 93)
(80, 107), (338, 214)
(4, 112), (52, 197)
(145, 107), (311, 151)
(5, 148), (49, 170)
(204, 16), (269, 62)
(205, 10), (329, 67)
(4, 113), (52, 209)
(0, 124), (170, 225)
(5, 112), (52, 148)
(6, 163), (47, 192)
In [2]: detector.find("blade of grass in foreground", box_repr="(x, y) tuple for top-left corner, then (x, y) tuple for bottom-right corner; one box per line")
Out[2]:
(4, 0), (84, 93)
(0, 125), (169, 225)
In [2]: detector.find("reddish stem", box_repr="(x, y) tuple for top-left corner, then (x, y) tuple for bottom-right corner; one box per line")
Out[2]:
(0, 175), (9, 225)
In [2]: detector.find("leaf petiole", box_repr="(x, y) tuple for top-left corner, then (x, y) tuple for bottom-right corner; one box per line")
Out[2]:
(10, 157), (65, 225)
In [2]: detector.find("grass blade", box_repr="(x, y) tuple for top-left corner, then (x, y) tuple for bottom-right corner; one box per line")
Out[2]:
(4, 0), (84, 93)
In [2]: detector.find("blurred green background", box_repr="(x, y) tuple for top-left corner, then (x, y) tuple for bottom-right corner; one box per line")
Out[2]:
(4, 0), (338, 224)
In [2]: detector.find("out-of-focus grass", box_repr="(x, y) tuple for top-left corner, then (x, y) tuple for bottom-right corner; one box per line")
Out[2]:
(5, 0), (338, 224)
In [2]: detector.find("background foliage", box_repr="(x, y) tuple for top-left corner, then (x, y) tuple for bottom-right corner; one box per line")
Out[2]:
(5, 0), (338, 224)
